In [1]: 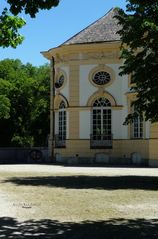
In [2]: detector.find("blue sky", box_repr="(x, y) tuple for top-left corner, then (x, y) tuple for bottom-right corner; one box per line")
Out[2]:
(0, 0), (127, 66)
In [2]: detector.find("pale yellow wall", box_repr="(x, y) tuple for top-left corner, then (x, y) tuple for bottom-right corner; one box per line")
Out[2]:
(150, 123), (158, 138)
(149, 140), (158, 158)
(54, 139), (149, 160)
(113, 140), (149, 159)
(69, 110), (79, 139)
(149, 139), (158, 166)
(55, 140), (111, 158)
(149, 124), (158, 163)
(147, 124), (158, 166)
(69, 65), (79, 106)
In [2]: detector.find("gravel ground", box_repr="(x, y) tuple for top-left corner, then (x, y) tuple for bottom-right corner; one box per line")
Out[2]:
(0, 164), (158, 176)
(0, 164), (158, 238)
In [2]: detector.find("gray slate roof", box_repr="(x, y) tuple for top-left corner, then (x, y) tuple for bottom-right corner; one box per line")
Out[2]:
(62, 8), (121, 46)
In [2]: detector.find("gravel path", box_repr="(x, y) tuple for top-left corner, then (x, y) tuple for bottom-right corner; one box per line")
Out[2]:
(0, 164), (158, 176)
(0, 164), (158, 239)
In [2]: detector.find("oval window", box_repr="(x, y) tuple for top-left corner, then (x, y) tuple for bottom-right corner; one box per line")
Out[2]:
(92, 71), (111, 85)
(55, 75), (64, 89)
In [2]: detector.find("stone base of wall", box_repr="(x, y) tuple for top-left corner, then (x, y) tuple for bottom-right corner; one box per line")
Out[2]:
(148, 159), (158, 167)
(54, 139), (150, 166)
(55, 155), (148, 166)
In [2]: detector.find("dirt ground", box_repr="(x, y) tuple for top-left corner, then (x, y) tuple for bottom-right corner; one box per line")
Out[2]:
(0, 164), (158, 238)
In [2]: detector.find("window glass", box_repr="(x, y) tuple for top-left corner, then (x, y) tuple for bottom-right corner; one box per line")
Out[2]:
(92, 71), (111, 85)
(59, 101), (66, 140)
(131, 106), (143, 139)
(92, 98), (111, 140)
(55, 75), (64, 89)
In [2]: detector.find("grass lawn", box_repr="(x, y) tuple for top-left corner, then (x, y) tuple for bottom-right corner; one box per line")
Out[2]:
(0, 165), (158, 238)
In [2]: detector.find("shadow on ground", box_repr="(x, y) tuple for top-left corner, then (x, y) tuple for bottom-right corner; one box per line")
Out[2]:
(0, 217), (158, 238)
(3, 175), (158, 190)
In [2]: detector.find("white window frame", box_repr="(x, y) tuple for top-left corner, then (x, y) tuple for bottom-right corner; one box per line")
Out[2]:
(132, 116), (143, 139)
(91, 98), (112, 140)
(131, 106), (143, 139)
(58, 101), (66, 141)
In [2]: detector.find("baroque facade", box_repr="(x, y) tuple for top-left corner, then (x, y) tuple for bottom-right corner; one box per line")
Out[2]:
(42, 8), (158, 166)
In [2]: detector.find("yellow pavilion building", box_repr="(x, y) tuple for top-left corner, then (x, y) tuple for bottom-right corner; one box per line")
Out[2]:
(42, 8), (158, 166)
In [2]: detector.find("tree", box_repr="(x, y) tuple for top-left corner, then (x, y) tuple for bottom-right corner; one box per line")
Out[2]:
(0, 8), (25, 48)
(30, 64), (50, 146)
(116, 0), (158, 123)
(0, 59), (50, 147)
(0, 0), (60, 48)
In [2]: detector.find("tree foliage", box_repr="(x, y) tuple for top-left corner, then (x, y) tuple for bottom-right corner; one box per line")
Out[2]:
(7, 0), (59, 18)
(0, 8), (25, 48)
(0, 59), (50, 147)
(0, 0), (60, 48)
(116, 0), (158, 123)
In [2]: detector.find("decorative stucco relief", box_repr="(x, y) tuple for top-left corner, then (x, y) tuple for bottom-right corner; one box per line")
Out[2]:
(55, 51), (120, 63)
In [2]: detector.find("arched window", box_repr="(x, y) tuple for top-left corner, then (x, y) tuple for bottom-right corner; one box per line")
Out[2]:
(131, 107), (143, 139)
(91, 97), (112, 148)
(93, 97), (111, 107)
(58, 101), (66, 141)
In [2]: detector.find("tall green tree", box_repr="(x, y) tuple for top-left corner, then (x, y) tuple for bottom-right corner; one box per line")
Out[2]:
(0, 0), (59, 48)
(30, 64), (50, 146)
(116, 0), (158, 123)
(0, 59), (50, 147)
